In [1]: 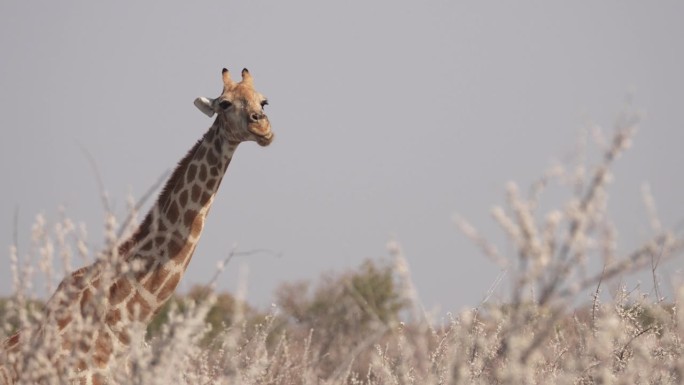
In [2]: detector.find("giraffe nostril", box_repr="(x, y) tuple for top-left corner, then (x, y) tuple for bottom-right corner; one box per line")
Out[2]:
(250, 113), (262, 122)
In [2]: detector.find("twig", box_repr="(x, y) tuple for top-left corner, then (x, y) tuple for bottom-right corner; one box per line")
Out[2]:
(115, 170), (171, 241)
(453, 214), (506, 267)
(558, 232), (683, 298)
(480, 268), (507, 306)
(519, 304), (566, 364)
(591, 263), (606, 331)
(329, 324), (389, 383)
(539, 125), (637, 306)
(617, 326), (653, 362)
(206, 246), (282, 290)
(651, 245), (663, 302)
(77, 141), (112, 215)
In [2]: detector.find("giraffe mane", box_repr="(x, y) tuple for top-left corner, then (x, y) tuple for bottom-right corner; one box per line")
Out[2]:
(117, 135), (207, 258)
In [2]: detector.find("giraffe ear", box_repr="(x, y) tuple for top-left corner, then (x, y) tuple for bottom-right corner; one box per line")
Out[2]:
(193, 97), (216, 117)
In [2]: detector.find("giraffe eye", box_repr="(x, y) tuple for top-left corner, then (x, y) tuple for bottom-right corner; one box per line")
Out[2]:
(219, 100), (232, 109)
(260, 100), (269, 108)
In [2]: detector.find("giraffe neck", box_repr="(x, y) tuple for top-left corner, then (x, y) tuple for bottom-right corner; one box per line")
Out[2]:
(1, 123), (242, 385)
(113, 123), (238, 322)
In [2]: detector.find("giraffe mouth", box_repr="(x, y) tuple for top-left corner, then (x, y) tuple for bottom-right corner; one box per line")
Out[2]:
(255, 131), (274, 147)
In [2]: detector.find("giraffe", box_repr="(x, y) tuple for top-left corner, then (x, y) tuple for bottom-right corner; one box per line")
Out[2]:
(0, 67), (273, 385)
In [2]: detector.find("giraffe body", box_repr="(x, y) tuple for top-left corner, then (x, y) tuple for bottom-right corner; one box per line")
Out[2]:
(0, 68), (273, 384)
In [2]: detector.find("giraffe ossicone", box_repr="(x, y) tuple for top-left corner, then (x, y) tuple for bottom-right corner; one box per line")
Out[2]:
(0, 67), (273, 385)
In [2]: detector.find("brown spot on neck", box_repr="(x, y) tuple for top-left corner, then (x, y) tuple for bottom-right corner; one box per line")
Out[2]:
(109, 278), (132, 306)
(158, 272), (181, 302)
(191, 184), (202, 203)
(117, 127), (233, 257)
(126, 292), (153, 322)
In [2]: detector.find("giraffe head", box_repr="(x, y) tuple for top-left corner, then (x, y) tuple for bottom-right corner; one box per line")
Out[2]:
(194, 68), (273, 147)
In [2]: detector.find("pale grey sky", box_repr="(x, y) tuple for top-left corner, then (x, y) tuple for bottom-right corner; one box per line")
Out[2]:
(1, 1), (683, 312)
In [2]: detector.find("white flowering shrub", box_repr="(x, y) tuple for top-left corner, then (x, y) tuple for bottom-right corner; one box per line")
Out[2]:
(1, 111), (682, 384)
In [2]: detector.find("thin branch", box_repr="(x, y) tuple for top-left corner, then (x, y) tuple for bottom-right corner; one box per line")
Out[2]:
(651, 245), (664, 302)
(520, 304), (566, 364)
(558, 232), (683, 298)
(539, 125), (638, 305)
(206, 246), (282, 290)
(617, 326), (653, 362)
(481, 269), (507, 306)
(77, 141), (112, 215)
(453, 214), (507, 267)
(115, 170), (171, 241)
(591, 263), (606, 331)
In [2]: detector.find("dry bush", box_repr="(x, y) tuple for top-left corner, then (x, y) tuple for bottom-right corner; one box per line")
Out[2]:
(275, 259), (407, 379)
(1, 110), (683, 384)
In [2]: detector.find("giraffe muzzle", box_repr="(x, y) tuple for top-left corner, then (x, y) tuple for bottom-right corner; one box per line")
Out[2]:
(249, 118), (273, 147)
(254, 131), (274, 147)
